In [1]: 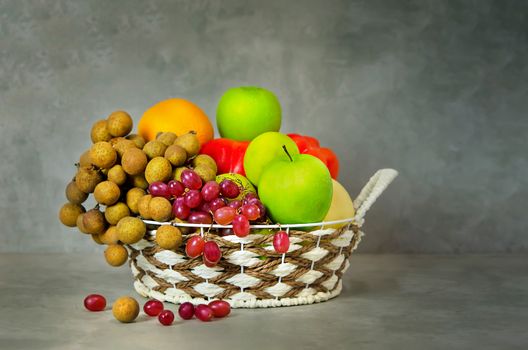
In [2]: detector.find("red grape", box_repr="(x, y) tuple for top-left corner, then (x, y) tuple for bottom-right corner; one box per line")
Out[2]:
(242, 192), (258, 205)
(254, 201), (267, 220)
(203, 241), (222, 267)
(273, 231), (290, 253)
(173, 198), (191, 220)
(158, 310), (174, 326)
(219, 180), (240, 199)
(208, 300), (231, 318)
(209, 198), (226, 212)
(233, 214), (250, 237)
(188, 211), (213, 224)
(213, 206), (236, 225)
(143, 299), (164, 316)
(186, 236), (205, 258)
(181, 169), (202, 190)
(201, 181), (220, 202)
(195, 304), (214, 322)
(228, 200), (242, 210)
(178, 302), (195, 320)
(149, 181), (170, 198)
(197, 201), (210, 213)
(241, 204), (260, 221)
(168, 180), (185, 197)
(219, 228), (234, 236)
(84, 294), (106, 312)
(184, 190), (203, 208)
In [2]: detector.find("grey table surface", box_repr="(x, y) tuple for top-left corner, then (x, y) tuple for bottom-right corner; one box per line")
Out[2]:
(0, 253), (526, 350)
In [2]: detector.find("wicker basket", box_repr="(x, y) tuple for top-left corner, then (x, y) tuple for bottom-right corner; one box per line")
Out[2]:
(127, 169), (398, 308)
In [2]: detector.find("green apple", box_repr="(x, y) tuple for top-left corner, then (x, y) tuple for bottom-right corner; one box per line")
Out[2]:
(216, 86), (282, 141)
(258, 150), (333, 224)
(243, 132), (299, 186)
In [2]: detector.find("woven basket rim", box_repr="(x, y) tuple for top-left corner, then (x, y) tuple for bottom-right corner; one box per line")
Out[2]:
(142, 217), (356, 229)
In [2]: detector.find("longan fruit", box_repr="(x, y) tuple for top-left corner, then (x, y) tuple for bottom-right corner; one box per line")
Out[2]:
(107, 165), (127, 186)
(104, 244), (128, 267)
(77, 214), (90, 234)
(155, 225), (182, 250)
(90, 119), (112, 143)
(126, 187), (146, 214)
(117, 217), (146, 244)
(148, 197), (172, 222)
(157, 132), (178, 146)
(126, 134), (146, 149)
(92, 234), (104, 245)
(112, 137), (137, 159)
(128, 174), (148, 189)
(145, 157), (172, 184)
(104, 202), (130, 225)
(192, 154), (217, 174)
(100, 226), (119, 245)
(137, 194), (152, 219)
(75, 167), (103, 193)
(59, 203), (86, 227)
(164, 145), (187, 167)
(173, 218), (192, 235)
(173, 166), (189, 181)
(121, 148), (148, 175)
(112, 296), (139, 323)
(174, 132), (200, 157)
(65, 181), (88, 204)
(143, 140), (167, 159)
(79, 150), (92, 167)
(194, 165), (216, 182)
(94, 181), (121, 206)
(90, 141), (117, 169)
(106, 111), (133, 137)
(83, 208), (107, 234)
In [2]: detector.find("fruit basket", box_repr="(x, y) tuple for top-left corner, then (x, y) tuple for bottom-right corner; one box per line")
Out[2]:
(127, 168), (398, 308)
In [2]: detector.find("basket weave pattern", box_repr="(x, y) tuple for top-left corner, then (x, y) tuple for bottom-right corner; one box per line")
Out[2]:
(127, 169), (398, 308)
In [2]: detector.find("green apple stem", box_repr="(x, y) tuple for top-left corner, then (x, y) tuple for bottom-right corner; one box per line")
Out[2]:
(282, 145), (293, 162)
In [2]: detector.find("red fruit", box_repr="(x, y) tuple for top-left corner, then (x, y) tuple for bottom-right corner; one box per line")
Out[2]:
(84, 294), (106, 312)
(158, 310), (174, 326)
(195, 304), (214, 322)
(208, 300), (231, 318)
(213, 206), (236, 225)
(188, 211), (213, 224)
(273, 231), (290, 253)
(168, 180), (185, 197)
(241, 204), (260, 221)
(143, 299), (164, 316)
(209, 198), (226, 212)
(181, 169), (202, 190)
(203, 241), (222, 267)
(178, 302), (195, 320)
(186, 236), (205, 258)
(232, 214), (250, 237)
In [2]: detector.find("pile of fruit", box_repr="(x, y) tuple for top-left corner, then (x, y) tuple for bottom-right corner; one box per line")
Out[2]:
(59, 87), (356, 270)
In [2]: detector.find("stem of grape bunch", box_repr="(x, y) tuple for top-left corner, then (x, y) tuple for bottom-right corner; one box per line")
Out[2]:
(282, 145), (293, 162)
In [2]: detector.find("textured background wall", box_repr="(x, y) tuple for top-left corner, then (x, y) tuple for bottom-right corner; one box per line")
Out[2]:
(1, 0), (527, 253)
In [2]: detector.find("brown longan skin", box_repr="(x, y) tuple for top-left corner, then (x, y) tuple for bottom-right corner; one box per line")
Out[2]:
(157, 132), (178, 146)
(90, 141), (117, 169)
(128, 174), (149, 190)
(121, 148), (148, 175)
(112, 137), (137, 159)
(148, 197), (173, 222)
(75, 167), (103, 193)
(117, 216), (146, 244)
(156, 225), (182, 250)
(104, 244), (128, 267)
(126, 188), (146, 214)
(83, 208), (107, 235)
(100, 226), (119, 245)
(77, 214), (90, 234)
(143, 140), (167, 159)
(112, 296), (139, 323)
(106, 111), (133, 137)
(92, 234), (104, 245)
(145, 157), (172, 184)
(192, 154), (218, 174)
(174, 132), (200, 157)
(137, 194), (152, 219)
(194, 165), (216, 182)
(79, 150), (92, 167)
(94, 181), (121, 206)
(126, 134), (146, 149)
(104, 202), (130, 225)
(65, 181), (88, 204)
(90, 120), (112, 143)
(107, 165), (127, 186)
(59, 203), (86, 227)
(164, 144), (187, 167)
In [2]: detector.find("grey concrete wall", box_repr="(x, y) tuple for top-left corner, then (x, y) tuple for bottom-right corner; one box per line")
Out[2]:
(1, 0), (527, 253)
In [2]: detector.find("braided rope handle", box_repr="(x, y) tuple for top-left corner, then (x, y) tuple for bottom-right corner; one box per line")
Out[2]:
(353, 169), (398, 223)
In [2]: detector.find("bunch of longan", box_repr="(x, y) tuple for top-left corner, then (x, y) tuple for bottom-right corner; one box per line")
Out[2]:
(59, 111), (215, 267)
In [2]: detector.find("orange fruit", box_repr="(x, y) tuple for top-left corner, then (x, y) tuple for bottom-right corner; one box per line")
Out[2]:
(138, 98), (214, 145)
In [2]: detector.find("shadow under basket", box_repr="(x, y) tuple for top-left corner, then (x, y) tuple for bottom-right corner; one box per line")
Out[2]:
(126, 169), (398, 308)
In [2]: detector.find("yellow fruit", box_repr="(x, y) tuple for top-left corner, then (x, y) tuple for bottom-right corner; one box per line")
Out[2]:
(83, 208), (107, 234)
(90, 141), (117, 169)
(100, 226), (120, 245)
(112, 137), (137, 159)
(75, 166), (103, 193)
(323, 179), (356, 228)
(107, 165), (127, 185)
(192, 154), (217, 174)
(173, 166), (188, 181)
(106, 111), (133, 137)
(104, 244), (128, 266)
(126, 187), (146, 214)
(145, 157), (172, 184)
(117, 217), (146, 244)
(216, 173), (256, 201)
(112, 296), (139, 323)
(90, 120), (112, 143)
(155, 225), (182, 250)
(137, 194), (152, 219)
(194, 165), (216, 182)
(126, 134), (146, 149)
(148, 197), (172, 222)
(77, 214), (90, 234)
(79, 150), (92, 167)
(93, 181), (121, 206)
(164, 145), (187, 166)
(91, 234), (104, 245)
(173, 132), (200, 157)
(59, 203), (85, 227)
(104, 202), (130, 225)
(121, 148), (148, 175)
(157, 132), (178, 146)
(65, 181), (88, 204)
(143, 140), (167, 159)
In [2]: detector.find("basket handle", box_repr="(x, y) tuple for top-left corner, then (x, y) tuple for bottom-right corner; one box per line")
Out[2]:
(353, 168), (398, 223)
